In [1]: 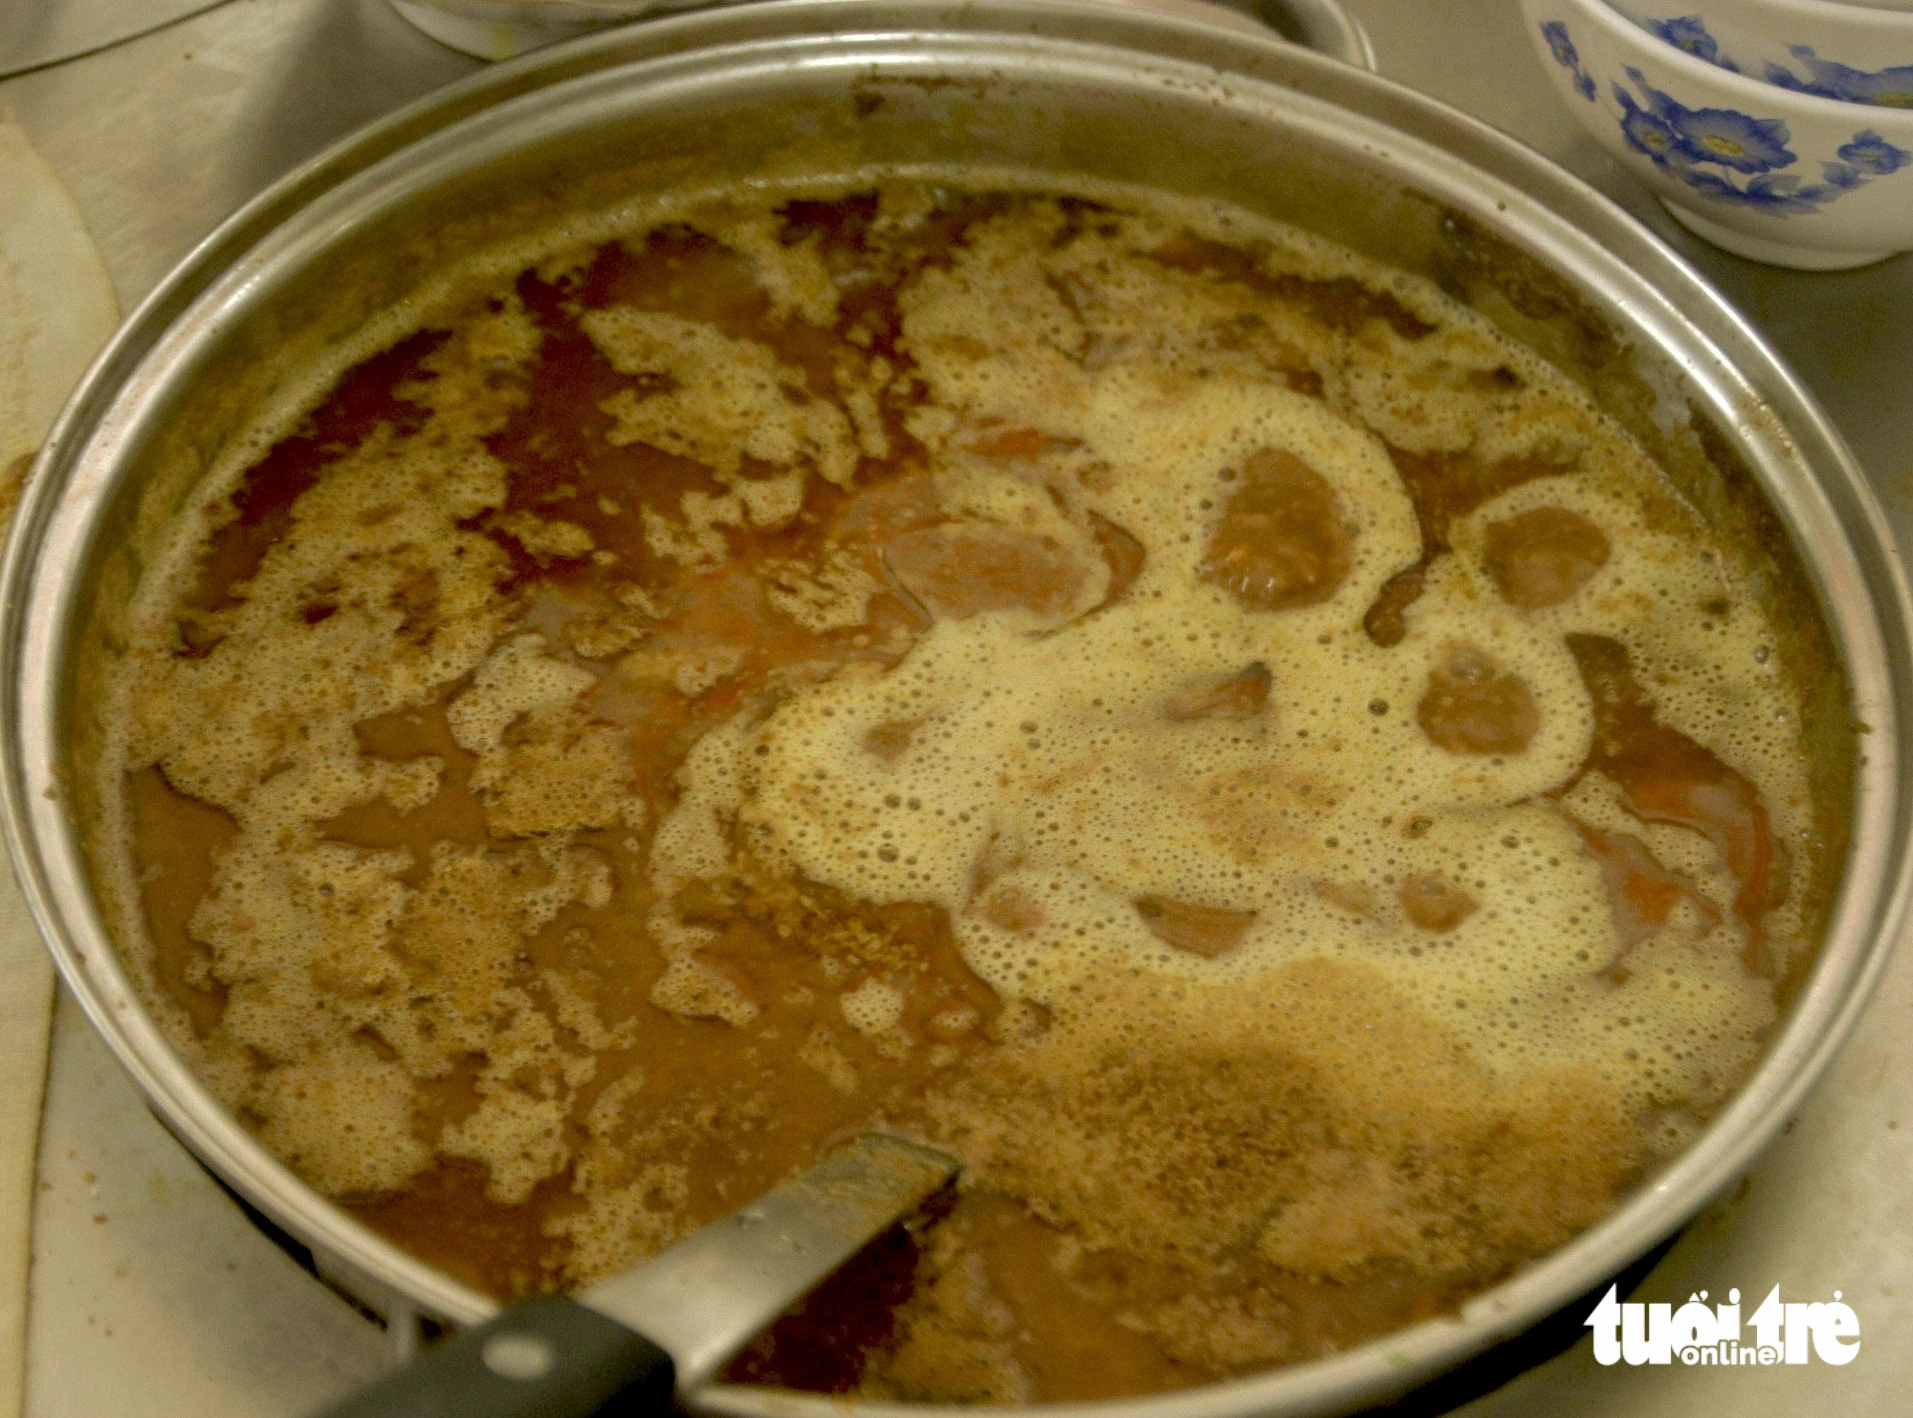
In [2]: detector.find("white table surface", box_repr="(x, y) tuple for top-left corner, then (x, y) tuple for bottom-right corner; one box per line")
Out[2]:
(7, 1), (1913, 1414)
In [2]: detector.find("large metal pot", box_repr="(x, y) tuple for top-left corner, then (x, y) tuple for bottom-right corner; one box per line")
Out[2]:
(4, 1), (1909, 1413)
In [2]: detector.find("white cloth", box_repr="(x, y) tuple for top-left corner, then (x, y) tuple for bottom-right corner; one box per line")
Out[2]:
(0, 121), (118, 1418)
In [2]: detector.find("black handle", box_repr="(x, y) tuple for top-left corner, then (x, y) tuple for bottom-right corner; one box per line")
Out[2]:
(315, 1294), (676, 1418)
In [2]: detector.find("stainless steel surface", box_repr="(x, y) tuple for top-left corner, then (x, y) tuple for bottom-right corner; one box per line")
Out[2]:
(0, 0), (480, 307)
(3, 2), (1911, 1415)
(378, 0), (1371, 66)
(1354, 0), (1913, 524)
(583, 1133), (957, 1391)
(1213, 0), (1373, 68)
(384, 0), (738, 61)
(0, 0), (233, 79)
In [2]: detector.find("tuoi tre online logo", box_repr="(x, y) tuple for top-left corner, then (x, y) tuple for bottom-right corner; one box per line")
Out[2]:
(1586, 1285), (1860, 1366)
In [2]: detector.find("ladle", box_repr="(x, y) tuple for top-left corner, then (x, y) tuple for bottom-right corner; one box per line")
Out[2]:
(316, 1132), (959, 1418)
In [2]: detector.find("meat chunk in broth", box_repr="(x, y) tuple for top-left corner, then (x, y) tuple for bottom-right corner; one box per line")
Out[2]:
(1200, 448), (1353, 612)
(1482, 506), (1610, 610)
(1134, 896), (1259, 959)
(1417, 644), (1540, 755)
(885, 523), (1091, 621)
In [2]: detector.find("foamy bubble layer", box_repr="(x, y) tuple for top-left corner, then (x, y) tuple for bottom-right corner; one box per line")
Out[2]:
(663, 364), (1756, 1108)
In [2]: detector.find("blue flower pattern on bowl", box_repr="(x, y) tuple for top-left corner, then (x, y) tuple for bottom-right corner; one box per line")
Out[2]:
(1624, 14), (1913, 108)
(1645, 15), (1738, 72)
(1541, 20), (1598, 101)
(1540, 21), (1913, 214)
(1766, 49), (1913, 110)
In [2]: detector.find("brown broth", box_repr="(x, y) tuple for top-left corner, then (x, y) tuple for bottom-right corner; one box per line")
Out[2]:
(113, 184), (1815, 1404)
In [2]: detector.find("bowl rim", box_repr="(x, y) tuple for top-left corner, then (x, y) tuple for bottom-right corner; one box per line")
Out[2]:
(1542, 0), (1913, 124)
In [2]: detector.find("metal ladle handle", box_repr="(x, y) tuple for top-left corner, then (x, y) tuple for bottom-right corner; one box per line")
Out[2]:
(312, 1133), (959, 1418)
(316, 1296), (675, 1418)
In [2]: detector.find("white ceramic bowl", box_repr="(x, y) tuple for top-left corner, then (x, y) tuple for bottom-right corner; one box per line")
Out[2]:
(1524, 0), (1913, 267)
(1607, 0), (1913, 105)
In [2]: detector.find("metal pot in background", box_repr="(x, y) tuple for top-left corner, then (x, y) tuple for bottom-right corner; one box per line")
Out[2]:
(3, 2), (1909, 1414)
(382, 0), (1375, 64)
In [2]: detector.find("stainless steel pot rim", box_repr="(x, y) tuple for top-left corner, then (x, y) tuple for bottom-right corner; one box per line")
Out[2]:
(4, 4), (1908, 1415)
